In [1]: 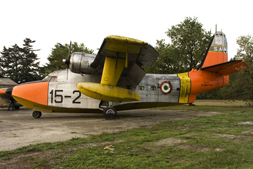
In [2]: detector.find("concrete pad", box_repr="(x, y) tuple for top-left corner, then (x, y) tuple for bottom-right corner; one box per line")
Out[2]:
(0, 107), (220, 151)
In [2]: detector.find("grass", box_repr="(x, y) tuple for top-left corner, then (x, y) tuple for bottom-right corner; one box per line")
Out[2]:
(194, 99), (248, 107)
(1, 100), (253, 168)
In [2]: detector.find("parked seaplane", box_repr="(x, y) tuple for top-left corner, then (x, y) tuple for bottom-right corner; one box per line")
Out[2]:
(0, 31), (248, 119)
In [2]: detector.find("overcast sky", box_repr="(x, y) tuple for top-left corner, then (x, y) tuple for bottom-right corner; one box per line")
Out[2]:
(0, 0), (252, 66)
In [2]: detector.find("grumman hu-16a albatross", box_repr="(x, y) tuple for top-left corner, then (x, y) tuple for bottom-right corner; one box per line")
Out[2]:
(2, 31), (248, 119)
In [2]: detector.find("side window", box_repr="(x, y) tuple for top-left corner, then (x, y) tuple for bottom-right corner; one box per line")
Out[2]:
(50, 76), (58, 82)
(150, 86), (156, 91)
(138, 86), (145, 90)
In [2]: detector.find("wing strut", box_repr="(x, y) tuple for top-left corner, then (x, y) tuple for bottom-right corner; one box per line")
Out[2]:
(125, 51), (128, 68)
(77, 56), (140, 102)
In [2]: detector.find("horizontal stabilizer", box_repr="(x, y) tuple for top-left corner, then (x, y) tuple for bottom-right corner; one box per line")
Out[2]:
(200, 60), (248, 75)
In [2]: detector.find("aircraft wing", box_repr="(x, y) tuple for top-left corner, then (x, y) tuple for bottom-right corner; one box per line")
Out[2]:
(77, 35), (159, 102)
(90, 36), (158, 85)
(91, 35), (158, 68)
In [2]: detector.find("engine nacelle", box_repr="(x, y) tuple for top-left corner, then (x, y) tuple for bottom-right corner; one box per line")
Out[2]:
(69, 52), (97, 74)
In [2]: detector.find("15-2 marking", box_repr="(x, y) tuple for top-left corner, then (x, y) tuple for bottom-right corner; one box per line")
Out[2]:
(49, 90), (81, 104)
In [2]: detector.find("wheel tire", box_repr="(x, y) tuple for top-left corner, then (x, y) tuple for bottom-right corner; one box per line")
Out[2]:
(32, 111), (42, 119)
(103, 107), (117, 120)
(15, 106), (20, 110)
(8, 106), (15, 111)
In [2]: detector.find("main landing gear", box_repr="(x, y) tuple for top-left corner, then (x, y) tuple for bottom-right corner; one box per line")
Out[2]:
(32, 111), (42, 118)
(103, 107), (117, 120)
(100, 101), (117, 120)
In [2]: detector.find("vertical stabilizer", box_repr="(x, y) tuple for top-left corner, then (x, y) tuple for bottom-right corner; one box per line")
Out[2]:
(199, 31), (228, 68)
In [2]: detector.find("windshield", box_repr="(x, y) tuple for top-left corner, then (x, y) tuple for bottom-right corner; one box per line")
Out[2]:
(42, 76), (58, 82)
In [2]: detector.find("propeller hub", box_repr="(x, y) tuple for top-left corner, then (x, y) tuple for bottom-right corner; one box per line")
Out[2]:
(62, 59), (67, 64)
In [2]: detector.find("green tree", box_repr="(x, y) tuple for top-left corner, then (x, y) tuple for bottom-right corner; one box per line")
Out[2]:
(0, 38), (41, 83)
(220, 35), (253, 102)
(145, 17), (212, 74)
(166, 17), (212, 71)
(145, 40), (181, 74)
(45, 42), (94, 74)
(1, 44), (21, 82)
(20, 38), (41, 81)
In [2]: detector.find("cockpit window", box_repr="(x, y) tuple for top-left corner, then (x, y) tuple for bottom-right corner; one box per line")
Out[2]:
(42, 76), (51, 82)
(42, 76), (58, 82)
(50, 76), (58, 82)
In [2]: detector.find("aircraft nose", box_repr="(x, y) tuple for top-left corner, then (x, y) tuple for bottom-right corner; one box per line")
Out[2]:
(0, 89), (6, 94)
(12, 82), (49, 106)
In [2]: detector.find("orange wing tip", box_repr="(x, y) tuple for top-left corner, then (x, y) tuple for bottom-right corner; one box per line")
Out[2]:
(0, 90), (6, 94)
(77, 82), (141, 102)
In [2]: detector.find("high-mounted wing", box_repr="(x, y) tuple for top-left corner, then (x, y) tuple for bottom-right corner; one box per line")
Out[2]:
(77, 35), (159, 103)
(91, 35), (158, 68)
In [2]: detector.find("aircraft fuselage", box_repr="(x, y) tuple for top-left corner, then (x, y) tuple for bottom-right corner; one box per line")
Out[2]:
(11, 68), (227, 114)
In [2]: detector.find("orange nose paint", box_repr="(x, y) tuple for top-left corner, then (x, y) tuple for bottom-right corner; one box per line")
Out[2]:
(0, 90), (5, 94)
(12, 82), (49, 106)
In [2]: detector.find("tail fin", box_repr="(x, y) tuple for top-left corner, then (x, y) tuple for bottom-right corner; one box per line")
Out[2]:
(199, 31), (228, 68)
(198, 31), (248, 75)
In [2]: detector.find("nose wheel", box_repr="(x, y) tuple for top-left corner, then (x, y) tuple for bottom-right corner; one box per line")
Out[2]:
(103, 107), (117, 120)
(32, 111), (42, 118)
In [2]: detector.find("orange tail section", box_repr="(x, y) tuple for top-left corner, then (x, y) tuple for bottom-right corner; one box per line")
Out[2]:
(188, 31), (248, 103)
(198, 31), (248, 75)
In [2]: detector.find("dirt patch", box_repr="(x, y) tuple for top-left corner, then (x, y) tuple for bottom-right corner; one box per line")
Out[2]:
(214, 133), (253, 141)
(238, 121), (253, 125)
(154, 138), (189, 146)
(177, 144), (225, 152)
(214, 148), (225, 151)
(177, 144), (210, 152)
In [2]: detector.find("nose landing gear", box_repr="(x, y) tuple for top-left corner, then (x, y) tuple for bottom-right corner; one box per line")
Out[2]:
(32, 111), (42, 118)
